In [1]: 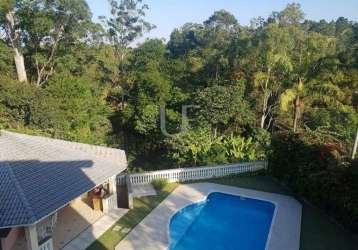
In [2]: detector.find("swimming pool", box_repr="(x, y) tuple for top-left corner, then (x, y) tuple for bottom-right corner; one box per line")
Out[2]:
(168, 192), (275, 250)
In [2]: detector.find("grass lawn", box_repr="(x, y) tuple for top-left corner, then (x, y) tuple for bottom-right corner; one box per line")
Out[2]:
(87, 183), (178, 250)
(88, 174), (358, 250)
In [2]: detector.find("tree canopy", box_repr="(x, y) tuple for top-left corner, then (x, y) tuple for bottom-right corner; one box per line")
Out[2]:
(0, 1), (356, 162)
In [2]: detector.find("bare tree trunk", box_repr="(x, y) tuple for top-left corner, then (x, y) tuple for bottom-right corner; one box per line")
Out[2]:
(260, 68), (271, 130)
(14, 48), (28, 82)
(213, 127), (217, 138)
(260, 93), (269, 129)
(6, 11), (28, 83)
(260, 114), (266, 129)
(352, 129), (358, 159)
(293, 96), (300, 133)
(215, 64), (219, 80)
(35, 25), (63, 86)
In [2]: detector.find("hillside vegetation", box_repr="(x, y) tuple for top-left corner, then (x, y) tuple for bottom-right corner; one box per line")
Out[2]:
(0, 1), (357, 234)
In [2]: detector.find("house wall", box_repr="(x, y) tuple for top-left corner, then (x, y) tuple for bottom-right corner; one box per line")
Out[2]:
(1, 227), (23, 250)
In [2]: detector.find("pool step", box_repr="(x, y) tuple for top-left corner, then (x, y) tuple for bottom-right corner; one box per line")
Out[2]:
(169, 201), (205, 248)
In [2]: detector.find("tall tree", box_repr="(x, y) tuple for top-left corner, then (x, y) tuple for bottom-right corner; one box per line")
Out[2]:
(204, 9), (238, 30)
(100, 0), (155, 109)
(253, 23), (293, 130)
(0, 0), (27, 82)
(280, 29), (336, 132)
(194, 85), (251, 137)
(203, 10), (239, 81)
(278, 3), (304, 25)
(126, 39), (172, 136)
(21, 0), (93, 86)
(0, 0), (94, 86)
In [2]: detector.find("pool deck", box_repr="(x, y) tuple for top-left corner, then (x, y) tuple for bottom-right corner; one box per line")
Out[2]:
(115, 183), (302, 250)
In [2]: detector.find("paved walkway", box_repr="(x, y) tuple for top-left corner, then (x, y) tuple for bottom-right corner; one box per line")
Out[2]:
(54, 200), (103, 249)
(132, 184), (157, 198)
(115, 183), (302, 250)
(62, 208), (128, 250)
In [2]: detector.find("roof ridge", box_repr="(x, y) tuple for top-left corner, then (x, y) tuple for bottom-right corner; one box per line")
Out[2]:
(0, 130), (127, 169)
(1, 130), (126, 162)
(3, 161), (37, 224)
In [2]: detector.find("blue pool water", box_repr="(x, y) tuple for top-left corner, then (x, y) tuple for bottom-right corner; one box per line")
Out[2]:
(168, 192), (275, 250)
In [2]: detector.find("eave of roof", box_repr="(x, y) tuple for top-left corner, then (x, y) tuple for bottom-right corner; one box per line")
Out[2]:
(0, 130), (127, 228)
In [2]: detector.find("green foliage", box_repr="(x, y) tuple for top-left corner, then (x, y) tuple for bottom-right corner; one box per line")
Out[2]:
(204, 9), (239, 31)
(225, 135), (264, 162)
(102, 0), (155, 50)
(0, 74), (110, 144)
(99, 0), (156, 100)
(270, 133), (358, 234)
(167, 23), (206, 57)
(194, 84), (252, 133)
(165, 128), (212, 166)
(0, 0), (15, 21)
(0, 77), (38, 127)
(166, 127), (270, 167)
(122, 39), (174, 138)
(35, 75), (110, 143)
(278, 3), (305, 25)
(0, 1), (357, 174)
(133, 104), (159, 135)
(305, 107), (358, 146)
(1, 0), (96, 85)
(0, 42), (15, 77)
(151, 178), (169, 191)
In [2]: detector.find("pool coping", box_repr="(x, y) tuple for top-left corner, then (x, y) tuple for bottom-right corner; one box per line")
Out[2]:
(115, 183), (302, 250)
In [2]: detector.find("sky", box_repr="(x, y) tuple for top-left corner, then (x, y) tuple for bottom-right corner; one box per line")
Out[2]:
(87, 0), (358, 44)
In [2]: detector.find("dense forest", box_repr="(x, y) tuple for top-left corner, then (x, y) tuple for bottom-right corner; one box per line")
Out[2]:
(0, 1), (357, 232)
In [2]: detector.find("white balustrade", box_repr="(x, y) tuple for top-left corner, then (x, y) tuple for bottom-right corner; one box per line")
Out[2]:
(117, 174), (127, 186)
(38, 237), (53, 250)
(102, 193), (118, 213)
(117, 161), (267, 186)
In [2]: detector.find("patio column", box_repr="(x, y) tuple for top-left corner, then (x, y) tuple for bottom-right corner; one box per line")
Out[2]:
(110, 175), (117, 194)
(24, 225), (38, 250)
(110, 175), (119, 210)
(126, 174), (133, 209)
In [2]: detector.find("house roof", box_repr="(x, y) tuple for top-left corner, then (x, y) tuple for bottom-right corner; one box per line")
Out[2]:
(0, 130), (127, 228)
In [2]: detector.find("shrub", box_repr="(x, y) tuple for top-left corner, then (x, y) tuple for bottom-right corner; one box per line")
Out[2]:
(166, 127), (271, 167)
(269, 132), (358, 233)
(165, 127), (212, 166)
(151, 178), (168, 191)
